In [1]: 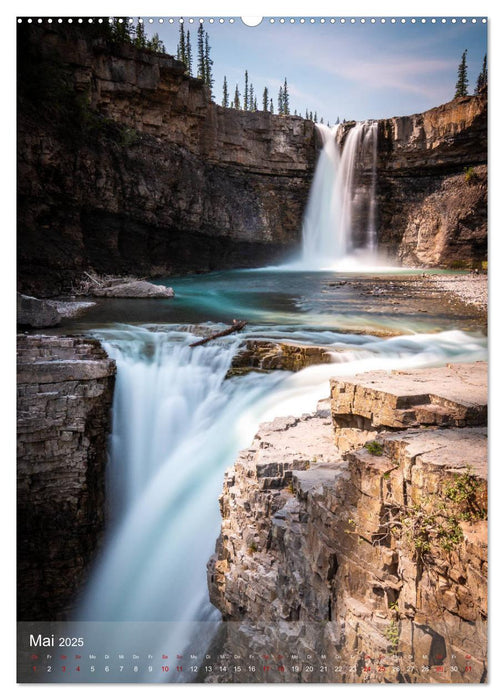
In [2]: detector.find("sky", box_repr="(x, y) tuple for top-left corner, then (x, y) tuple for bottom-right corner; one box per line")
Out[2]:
(143, 16), (487, 122)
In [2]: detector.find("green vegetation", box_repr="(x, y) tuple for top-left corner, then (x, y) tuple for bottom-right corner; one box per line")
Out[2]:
(384, 619), (400, 651)
(455, 49), (469, 98)
(365, 440), (384, 456)
(476, 54), (488, 94)
(222, 76), (229, 108)
(464, 166), (476, 183)
(444, 466), (487, 521)
(248, 542), (258, 555)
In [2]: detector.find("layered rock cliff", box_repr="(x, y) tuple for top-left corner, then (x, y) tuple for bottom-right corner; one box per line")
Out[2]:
(17, 335), (116, 620)
(208, 363), (487, 683)
(17, 24), (315, 296)
(340, 95), (487, 267)
(18, 23), (487, 296)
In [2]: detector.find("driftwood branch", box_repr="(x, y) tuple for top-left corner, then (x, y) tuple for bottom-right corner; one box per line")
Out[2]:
(189, 320), (247, 348)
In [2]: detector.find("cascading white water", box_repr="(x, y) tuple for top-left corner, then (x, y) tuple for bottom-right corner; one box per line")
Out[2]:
(364, 122), (378, 251)
(301, 120), (379, 268)
(74, 319), (486, 681)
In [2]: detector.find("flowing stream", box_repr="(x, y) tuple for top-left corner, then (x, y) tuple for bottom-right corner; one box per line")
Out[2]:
(74, 300), (487, 680)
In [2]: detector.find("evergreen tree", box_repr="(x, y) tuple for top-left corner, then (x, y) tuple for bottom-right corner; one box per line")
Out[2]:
(135, 19), (147, 49)
(249, 84), (255, 111)
(262, 87), (269, 112)
(282, 78), (290, 115)
(269, 98), (274, 113)
(148, 33), (165, 53)
(278, 87), (284, 115)
(244, 71), (249, 111)
(222, 76), (229, 108)
(234, 84), (241, 109)
(177, 21), (186, 64)
(314, 111), (318, 123)
(254, 97), (258, 111)
(197, 23), (205, 80)
(305, 109), (309, 119)
(454, 49), (469, 98)
(294, 109), (298, 116)
(204, 32), (214, 94)
(320, 116), (324, 123)
(336, 116), (340, 124)
(186, 31), (192, 74)
(476, 54), (487, 93)
(309, 111), (313, 121)
(111, 18), (133, 45)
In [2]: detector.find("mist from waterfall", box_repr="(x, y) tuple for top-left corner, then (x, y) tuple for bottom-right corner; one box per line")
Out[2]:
(301, 121), (379, 269)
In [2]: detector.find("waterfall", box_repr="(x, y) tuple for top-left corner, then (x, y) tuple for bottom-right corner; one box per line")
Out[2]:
(73, 322), (486, 681)
(301, 120), (379, 268)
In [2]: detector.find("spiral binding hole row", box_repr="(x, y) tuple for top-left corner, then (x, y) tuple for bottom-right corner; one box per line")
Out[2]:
(17, 17), (487, 25)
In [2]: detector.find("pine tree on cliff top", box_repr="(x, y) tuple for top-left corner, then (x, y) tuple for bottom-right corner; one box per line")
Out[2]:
(234, 84), (241, 110)
(270, 98), (274, 113)
(204, 32), (214, 95)
(283, 78), (290, 115)
(177, 21), (186, 64)
(186, 31), (192, 74)
(249, 83), (255, 111)
(262, 87), (269, 112)
(278, 86), (284, 115)
(454, 49), (469, 98)
(135, 19), (147, 49)
(244, 71), (249, 111)
(476, 54), (487, 94)
(222, 76), (229, 108)
(111, 18), (133, 45)
(197, 22), (205, 80)
(149, 33), (165, 54)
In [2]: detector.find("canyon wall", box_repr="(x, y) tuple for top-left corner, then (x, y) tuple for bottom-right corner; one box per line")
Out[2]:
(208, 363), (487, 683)
(17, 25), (315, 296)
(340, 95), (487, 267)
(18, 24), (487, 296)
(17, 335), (116, 620)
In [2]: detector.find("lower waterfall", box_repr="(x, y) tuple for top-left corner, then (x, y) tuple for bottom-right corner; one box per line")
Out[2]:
(76, 320), (486, 681)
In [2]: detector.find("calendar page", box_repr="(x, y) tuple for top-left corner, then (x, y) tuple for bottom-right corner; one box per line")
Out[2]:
(17, 14), (488, 684)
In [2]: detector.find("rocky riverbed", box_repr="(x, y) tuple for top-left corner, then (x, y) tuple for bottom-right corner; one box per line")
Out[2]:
(426, 273), (488, 312)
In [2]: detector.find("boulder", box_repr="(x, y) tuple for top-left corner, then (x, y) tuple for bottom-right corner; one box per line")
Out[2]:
(93, 280), (175, 298)
(17, 293), (61, 328)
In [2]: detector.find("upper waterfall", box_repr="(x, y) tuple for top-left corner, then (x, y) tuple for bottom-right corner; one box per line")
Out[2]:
(301, 121), (379, 269)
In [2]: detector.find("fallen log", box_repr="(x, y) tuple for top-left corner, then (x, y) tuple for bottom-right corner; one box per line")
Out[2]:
(189, 320), (247, 348)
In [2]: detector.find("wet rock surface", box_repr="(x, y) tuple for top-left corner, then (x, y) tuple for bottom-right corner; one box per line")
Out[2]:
(17, 335), (116, 620)
(92, 279), (174, 298)
(208, 362), (487, 683)
(229, 340), (336, 375)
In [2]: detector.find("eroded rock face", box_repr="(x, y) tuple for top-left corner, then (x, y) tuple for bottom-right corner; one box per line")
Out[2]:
(17, 335), (116, 620)
(208, 362), (487, 683)
(378, 96), (487, 267)
(17, 25), (315, 296)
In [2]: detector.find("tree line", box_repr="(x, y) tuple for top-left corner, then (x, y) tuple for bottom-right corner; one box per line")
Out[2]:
(107, 17), (166, 53)
(176, 23), (214, 93)
(454, 50), (487, 98)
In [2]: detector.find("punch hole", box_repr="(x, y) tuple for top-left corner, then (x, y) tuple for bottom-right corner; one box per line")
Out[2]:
(241, 17), (263, 27)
